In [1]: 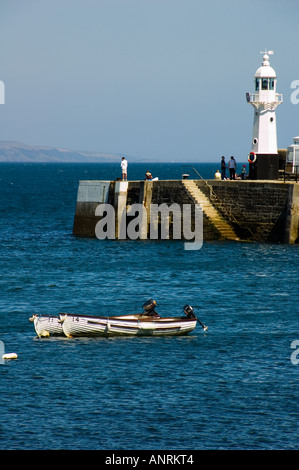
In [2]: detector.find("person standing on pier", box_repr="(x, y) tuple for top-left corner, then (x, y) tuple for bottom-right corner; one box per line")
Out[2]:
(221, 156), (227, 180)
(228, 156), (237, 180)
(121, 157), (128, 181)
(241, 164), (247, 180)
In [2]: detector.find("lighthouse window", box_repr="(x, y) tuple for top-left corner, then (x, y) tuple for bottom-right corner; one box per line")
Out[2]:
(269, 79), (275, 90)
(255, 78), (260, 91)
(262, 79), (268, 90)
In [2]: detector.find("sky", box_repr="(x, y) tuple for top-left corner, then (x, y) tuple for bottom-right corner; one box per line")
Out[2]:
(0, 0), (298, 162)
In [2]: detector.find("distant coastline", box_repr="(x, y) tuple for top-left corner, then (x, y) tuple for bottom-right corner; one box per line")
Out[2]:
(0, 141), (205, 164)
(0, 140), (248, 164)
(0, 141), (122, 163)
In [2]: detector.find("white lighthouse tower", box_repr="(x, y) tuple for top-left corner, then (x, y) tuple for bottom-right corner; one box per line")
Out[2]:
(246, 50), (283, 179)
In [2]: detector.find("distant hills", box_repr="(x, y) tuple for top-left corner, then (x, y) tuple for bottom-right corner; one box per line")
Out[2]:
(0, 141), (123, 163)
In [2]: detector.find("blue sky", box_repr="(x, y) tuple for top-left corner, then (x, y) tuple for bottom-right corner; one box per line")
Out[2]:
(0, 0), (298, 161)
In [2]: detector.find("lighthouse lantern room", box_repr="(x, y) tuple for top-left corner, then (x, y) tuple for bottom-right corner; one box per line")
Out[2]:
(246, 50), (283, 179)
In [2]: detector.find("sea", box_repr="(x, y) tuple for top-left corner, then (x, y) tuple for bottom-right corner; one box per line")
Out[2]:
(0, 162), (298, 451)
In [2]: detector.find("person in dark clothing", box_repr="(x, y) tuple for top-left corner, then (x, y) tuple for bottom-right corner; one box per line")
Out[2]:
(221, 156), (227, 180)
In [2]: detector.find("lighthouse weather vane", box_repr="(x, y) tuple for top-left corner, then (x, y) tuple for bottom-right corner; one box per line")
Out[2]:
(260, 49), (274, 55)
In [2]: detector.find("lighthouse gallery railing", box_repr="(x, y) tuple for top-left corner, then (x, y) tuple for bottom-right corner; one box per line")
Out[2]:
(249, 93), (283, 104)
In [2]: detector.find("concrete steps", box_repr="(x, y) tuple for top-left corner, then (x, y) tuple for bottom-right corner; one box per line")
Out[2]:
(182, 180), (239, 241)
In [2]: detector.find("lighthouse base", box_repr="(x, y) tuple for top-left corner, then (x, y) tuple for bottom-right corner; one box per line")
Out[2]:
(248, 154), (279, 180)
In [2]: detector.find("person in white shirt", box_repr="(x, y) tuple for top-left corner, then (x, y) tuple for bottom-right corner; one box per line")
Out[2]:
(214, 170), (221, 180)
(121, 157), (128, 181)
(228, 156), (237, 180)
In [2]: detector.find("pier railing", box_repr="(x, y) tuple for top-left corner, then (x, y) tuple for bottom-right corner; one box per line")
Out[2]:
(280, 164), (299, 183)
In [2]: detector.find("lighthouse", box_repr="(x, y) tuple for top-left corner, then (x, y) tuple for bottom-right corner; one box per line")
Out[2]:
(246, 50), (283, 179)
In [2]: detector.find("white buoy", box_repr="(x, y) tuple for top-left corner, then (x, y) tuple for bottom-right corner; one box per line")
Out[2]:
(2, 353), (18, 360)
(40, 330), (50, 338)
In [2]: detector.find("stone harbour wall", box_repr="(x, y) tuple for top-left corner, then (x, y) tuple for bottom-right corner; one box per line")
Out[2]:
(72, 179), (299, 244)
(200, 180), (297, 243)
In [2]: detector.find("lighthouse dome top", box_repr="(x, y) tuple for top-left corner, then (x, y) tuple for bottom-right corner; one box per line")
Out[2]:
(255, 50), (276, 78)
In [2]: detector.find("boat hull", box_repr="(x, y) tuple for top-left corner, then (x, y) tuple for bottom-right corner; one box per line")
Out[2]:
(29, 315), (64, 338)
(60, 313), (197, 338)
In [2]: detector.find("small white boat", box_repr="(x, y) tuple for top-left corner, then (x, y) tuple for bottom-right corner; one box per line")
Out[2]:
(29, 314), (64, 338)
(59, 312), (198, 337)
(59, 300), (207, 338)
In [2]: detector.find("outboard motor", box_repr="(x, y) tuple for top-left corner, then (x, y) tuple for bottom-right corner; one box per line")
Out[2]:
(183, 304), (196, 319)
(142, 299), (159, 317)
(183, 304), (208, 331)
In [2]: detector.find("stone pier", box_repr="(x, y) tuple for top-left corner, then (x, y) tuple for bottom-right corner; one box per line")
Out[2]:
(73, 179), (299, 244)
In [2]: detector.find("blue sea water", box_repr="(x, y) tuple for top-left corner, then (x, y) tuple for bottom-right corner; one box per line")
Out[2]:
(0, 162), (298, 451)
